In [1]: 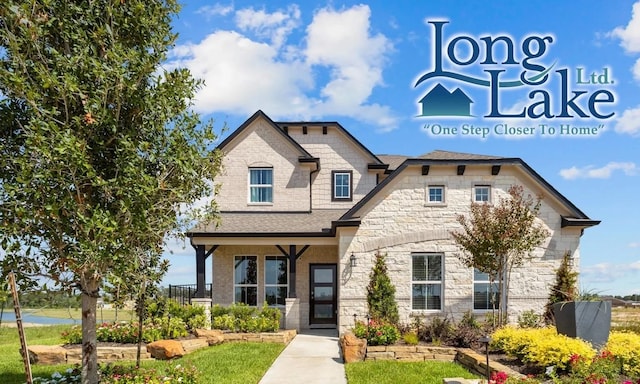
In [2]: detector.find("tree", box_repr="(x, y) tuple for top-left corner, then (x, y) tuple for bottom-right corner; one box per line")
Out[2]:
(366, 251), (399, 324)
(544, 250), (578, 323)
(451, 185), (550, 325)
(0, 2), (222, 382)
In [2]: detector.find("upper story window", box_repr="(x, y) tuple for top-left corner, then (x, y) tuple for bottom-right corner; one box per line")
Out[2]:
(411, 253), (443, 311)
(249, 168), (273, 203)
(474, 185), (491, 203)
(332, 171), (352, 201)
(428, 185), (445, 204)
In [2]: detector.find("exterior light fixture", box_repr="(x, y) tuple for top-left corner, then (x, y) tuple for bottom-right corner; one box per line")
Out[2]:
(350, 252), (357, 267)
(479, 335), (492, 379)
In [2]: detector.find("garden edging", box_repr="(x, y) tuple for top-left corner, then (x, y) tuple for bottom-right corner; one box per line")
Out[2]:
(28, 329), (297, 365)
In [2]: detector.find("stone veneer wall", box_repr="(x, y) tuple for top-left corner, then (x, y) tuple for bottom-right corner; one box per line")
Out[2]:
(338, 165), (583, 333)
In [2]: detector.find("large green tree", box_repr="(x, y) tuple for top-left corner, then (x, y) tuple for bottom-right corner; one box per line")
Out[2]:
(451, 185), (550, 325)
(0, 1), (222, 382)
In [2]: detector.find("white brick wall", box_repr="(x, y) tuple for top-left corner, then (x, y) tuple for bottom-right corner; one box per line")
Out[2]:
(215, 120), (311, 211)
(337, 164), (584, 332)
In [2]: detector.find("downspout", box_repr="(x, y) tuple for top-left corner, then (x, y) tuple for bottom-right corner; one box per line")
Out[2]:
(309, 161), (320, 212)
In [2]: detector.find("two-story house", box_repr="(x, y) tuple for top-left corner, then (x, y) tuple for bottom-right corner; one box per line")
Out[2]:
(186, 110), (599, 333)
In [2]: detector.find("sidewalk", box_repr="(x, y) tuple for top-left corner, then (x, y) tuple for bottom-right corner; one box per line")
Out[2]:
(259, 329), (347, 384)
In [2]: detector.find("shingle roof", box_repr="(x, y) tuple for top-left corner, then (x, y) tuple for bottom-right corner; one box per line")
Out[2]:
(417, 150), (504, 160)
(376, 155), (407, 170)
(188, 209), (349, 235)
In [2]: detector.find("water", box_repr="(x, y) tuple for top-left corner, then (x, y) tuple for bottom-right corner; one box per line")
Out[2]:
(0, 310), (78, 325)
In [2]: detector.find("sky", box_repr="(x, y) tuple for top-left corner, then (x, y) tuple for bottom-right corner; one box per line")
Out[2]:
(161, 0), (640, 296)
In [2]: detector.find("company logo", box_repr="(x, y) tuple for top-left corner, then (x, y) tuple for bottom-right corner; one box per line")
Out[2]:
(414, 21), (616, 133)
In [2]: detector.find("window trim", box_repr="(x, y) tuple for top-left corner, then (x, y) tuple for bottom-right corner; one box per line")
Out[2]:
(234, 255), (258, 306)
(331, 170), (353, 201)
(425, 184), (446, 206)
(248, 167), (274, 204)
(264, 255), (289, 307)
(411, 253), (443, 312)
(473, 184), (491, 203)
(472, 268), (500, 311)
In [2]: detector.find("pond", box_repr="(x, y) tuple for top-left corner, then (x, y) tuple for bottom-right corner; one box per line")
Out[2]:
(0, 310), (77, 325)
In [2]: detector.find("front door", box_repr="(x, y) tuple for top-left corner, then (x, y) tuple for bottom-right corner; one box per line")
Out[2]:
(309, 264), (337, 326)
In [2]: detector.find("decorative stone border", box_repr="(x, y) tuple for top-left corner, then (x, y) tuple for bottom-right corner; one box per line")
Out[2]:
(365, 345), (457, 362)
(28, 329), (297, 365)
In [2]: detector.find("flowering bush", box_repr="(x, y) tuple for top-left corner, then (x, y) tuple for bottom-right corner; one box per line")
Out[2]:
(567, 350), (621, 384)
(352, 319), (400, 346)
(605, 331), (640, 377)
(62, 317), (188, 345)
(30, 364), (199, 384)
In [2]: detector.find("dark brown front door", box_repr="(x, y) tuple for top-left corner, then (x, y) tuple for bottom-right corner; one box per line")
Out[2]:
(309, 264), (337, 325)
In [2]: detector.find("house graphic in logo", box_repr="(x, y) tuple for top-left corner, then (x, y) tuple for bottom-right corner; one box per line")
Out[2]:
(419, 84), (473, 117)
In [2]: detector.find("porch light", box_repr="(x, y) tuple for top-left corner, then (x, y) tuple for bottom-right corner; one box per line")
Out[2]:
(350, 252), (357, 267)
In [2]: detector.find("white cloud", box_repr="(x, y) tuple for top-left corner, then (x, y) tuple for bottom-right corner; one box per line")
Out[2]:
(559, 162), (637, 180)
(610, 1), (640, 53)
(235, 5), (300, 49)
(169, 4), (398, 131)
(581, 261), (640, 284)
(629, 242), (640, 248)
(614, 106), (640, 136)
(197, 3), (234, 19)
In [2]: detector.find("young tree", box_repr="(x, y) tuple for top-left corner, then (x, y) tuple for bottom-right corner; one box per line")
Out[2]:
(544, 250), (578, 323)
(451, 185), (550, 325)
(366, 251), (399, 324)
(0, 2), (222, 382)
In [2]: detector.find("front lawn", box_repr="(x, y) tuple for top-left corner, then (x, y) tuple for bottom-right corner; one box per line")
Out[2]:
(0, 325), (284, 384)
(345, 360), (480, 384)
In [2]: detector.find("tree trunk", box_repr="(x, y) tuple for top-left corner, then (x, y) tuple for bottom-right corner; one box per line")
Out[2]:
(81, 277), (99, 384)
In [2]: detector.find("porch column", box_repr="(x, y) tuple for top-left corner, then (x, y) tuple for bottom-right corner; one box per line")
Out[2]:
(289, 245), (297, 298)
(195, 244), (206, 298)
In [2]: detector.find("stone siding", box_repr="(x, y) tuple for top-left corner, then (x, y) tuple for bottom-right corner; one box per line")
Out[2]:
(338, 164), (583, 332)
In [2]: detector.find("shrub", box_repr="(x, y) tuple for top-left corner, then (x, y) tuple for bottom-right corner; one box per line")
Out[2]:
(422, 316), (452, 344)
(605, 330), (640, 377)
(403, 332), (419, 345)
(448, 311), (483, 348)
(517, 310), (541, 328)
(491, 326), (595, 369)
(211, 304), (281, 332)
(101, 363), (199, 384)
(567, 350), (621, 384)
(366, 251), (399, 325)
(353, 319), (400, 346)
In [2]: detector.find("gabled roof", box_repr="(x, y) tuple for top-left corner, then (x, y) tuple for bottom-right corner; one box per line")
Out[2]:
(339, 153), (599, 228)
(216, 110), (318, 164)
(273, 119), (385, 166)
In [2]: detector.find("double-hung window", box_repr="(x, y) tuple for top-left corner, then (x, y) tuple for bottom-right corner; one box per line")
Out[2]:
(473, 269), (500, 310)
(474, 185), (491, 203)
(411, 253), (443, 310)
(234, 256), (258, 306)
(332, 171), (352, 201)
(427, 185), (445, 204)
(265, 256), (288, 307)
(249, 168), (273, 203)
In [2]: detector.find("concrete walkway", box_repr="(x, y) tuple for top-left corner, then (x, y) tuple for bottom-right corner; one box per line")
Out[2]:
(259, 329), (347, 384)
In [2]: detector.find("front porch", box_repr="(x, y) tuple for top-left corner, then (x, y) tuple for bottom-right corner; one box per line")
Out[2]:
(184, 242), (345, 332)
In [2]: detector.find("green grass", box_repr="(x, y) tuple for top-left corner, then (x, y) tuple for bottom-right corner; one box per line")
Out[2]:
(17, 307), (136, 322)
(0, 325), (284, 384)
(345, 360), (480, 384)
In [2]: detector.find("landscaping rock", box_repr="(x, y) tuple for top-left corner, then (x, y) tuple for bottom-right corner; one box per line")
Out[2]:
(340, 332), (367, 363)
(194, 329), (224, 345)
(180, 338), (209, 353)
(146, 340), (185, 360)
(28, 345), (67, 365)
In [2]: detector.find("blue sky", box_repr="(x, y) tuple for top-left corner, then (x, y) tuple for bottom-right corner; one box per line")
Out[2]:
(162, 0), (640, 296)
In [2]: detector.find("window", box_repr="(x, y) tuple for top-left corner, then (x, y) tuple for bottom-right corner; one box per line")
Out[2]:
(428, 185), (445, 203)
(474, 185), (491, 203)
(249, 168), (273, 203)
(473, 269), (500, 310)
(234, 256), (257, 306)
(265, 256), (288, 307)
(332, 171), (352, 201)
(411, 253), (443, 310)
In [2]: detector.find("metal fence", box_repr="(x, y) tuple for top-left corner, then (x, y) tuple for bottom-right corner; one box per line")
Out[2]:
(168, 284), (213, 306)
